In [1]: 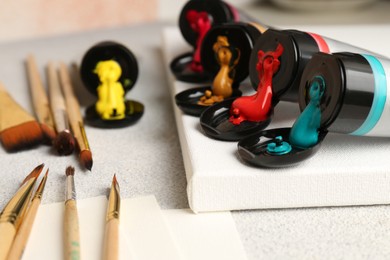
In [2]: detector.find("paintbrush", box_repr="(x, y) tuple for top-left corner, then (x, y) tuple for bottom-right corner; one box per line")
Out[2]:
(64, 166), (81, 260)
(0, 164), (44, 260)
(7, 168), (48, 260)
(25, 54), (57, 144)
(0, 82), (44, 152)
(47, 62), (75, 155)
(58, 62), (93, 171)
(102, 174), (121, 260)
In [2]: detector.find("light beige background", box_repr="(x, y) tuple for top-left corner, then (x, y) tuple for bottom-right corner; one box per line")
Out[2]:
(0, 0), (158, 42)
(0, 0), (258, 43)
(0, 0), (388, 42)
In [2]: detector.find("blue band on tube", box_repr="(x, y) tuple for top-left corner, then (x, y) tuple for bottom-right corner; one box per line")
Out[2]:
(351, 55), (387, 136)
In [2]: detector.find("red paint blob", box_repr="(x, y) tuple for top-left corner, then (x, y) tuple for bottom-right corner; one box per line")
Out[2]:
(186, 10), (212, 72)
(229, 44), (284, 125)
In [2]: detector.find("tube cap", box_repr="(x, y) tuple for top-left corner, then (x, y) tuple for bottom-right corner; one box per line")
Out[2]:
(80, 41), (138, 95)
(237, 128), (327, 168)
(179, 0), (235, 46)
(298, 52), (374, 133)
(199, 98), (272, 141)
(249, 29), (319, 102)
(201, 22), (262, 84)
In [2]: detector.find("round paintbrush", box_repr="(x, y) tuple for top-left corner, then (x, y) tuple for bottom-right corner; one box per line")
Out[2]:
(64, 166), (81, 260)
(59, 62), (93, 171)
(47, 62), (75, 155)
(0, 164), (43, 260)
(102, 174), (121, 260)
(7, 169), (49, 260)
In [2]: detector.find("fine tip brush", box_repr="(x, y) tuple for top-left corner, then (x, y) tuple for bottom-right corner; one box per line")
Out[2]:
(58, 62), (93, 171)
(64, 166), (81, 260)
(0, 164), (44, 260)
(47, 62), (75, 155)
(7, 169), (49, 260)
(102, 174), (121, 260)
(0, 82), (44, 152)
(25, 54), (57, 144)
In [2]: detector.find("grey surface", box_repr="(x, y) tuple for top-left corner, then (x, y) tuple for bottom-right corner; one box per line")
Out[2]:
(1, 23), (390, 260)
(0, 23), (188, 210)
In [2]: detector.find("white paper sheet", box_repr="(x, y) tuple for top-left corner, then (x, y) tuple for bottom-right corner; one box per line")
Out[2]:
(163, 209), (248, 260)
(22, 196), (181, 260)
(23, 196), (107, 260)
(120, 195), (183, 260)
(22, 195), (247, 259)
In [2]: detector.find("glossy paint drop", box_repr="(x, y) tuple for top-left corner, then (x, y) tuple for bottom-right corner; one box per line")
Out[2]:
(229, 44), (284, 125)
(289, 76), (325, 149)
(186, 10), (212, 72)
(198, 36), (240, 106)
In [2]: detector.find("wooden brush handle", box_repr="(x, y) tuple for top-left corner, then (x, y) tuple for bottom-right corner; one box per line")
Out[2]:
(0, 82), (36, 131)
(0, 222), (16, 260)
(58, 63), (82, 120)
(47, 62), (68, 132)
(58, 63), (87, 151)
(102, 219), (119, 260)
(64, 200), (81, 260)
(6, 198), (40, 260)
(26, 55), (55, 128)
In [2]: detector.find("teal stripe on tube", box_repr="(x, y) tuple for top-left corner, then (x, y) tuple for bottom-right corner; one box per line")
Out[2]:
(351, 54), (387, 136)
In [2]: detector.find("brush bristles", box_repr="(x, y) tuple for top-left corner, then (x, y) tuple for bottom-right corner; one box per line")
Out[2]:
(0, 121), (44, 152)
(65, 166), (75, 177)
(40, 123), (56, 145)
(112, 174), (120, 192)
(20, 163), (44, 186)
(80, 150), (93, 171)
(53, 131), (75, 155)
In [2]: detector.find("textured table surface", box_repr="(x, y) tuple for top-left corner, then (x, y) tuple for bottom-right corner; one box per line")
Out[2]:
(1, 23), (390, 260)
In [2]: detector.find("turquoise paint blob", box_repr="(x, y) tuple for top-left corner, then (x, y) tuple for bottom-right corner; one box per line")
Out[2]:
(289, 76), (325, 149)
(266, 136), (292, 155)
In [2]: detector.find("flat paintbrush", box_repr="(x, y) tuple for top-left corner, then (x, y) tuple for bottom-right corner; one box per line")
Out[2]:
(7, 169), (48, 260)
(25, 54), (56, 144)
(0, 82), (44, 152)
(59, 62), (93, 171)
(0, 164), (44, 260)
(47, 62), (75, 155)
(64, 166), (81, 260)
(102, 174), (121, 260)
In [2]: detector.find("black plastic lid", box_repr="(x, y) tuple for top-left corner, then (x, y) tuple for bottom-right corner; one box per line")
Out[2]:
(85, 100), (144, 128)
(179, 0), (235, 46)
(249, 29), (319, 102)
(169, 52), (213, 83)
(200, 22), (262, 84)
(298, 52), (375, 133)
(80, 41), (138, 96)
(237, 128), (328, 168)
(175, 86), (242, 117)
(199, 98), (271, 141)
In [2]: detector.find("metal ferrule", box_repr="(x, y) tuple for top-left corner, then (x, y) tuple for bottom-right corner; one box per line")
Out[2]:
(33, 172), (48, 200)
(106, 180), (120, 222)
(65, 175), (76, 201)
(79, 121), (90, 150)
(0, 178), (37, 227)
